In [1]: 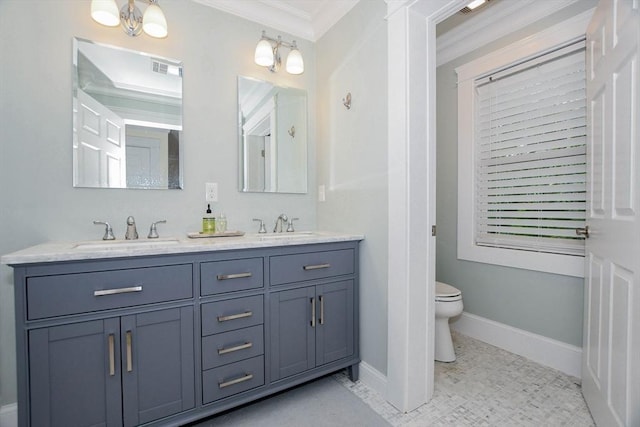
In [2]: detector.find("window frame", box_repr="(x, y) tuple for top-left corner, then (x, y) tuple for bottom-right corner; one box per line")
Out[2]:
(455, 14), (591, 278)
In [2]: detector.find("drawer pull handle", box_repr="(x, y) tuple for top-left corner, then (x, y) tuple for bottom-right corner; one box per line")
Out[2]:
(217, 272), (252, 280)
(219, 373), (253, 389)
(217, 311), (253, 322)
(303, 263), (331, 271)
(218, 342), (253, 355)
(126, 331), (133, 372)
(310, 297), (316, 328)
(108, 334), (115, 376)
(94, 286), (143, 297)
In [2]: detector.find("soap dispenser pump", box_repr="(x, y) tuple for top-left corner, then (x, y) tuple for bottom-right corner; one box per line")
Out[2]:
(202, 204), (216, 234)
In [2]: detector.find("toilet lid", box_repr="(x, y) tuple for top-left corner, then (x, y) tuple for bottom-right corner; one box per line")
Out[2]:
(436, 281), (461, 298)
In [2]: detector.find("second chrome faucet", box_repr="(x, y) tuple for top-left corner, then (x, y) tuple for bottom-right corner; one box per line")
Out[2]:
(272, 214), (299, 233)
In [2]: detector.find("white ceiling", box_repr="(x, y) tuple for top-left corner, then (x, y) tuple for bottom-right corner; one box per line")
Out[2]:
(191, 0), (360, 41)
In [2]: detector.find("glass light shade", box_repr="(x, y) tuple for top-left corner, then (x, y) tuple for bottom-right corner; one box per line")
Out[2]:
(91, 0), (120, 27)
(286, 48), (304, 75)
(143, 3), (168, 38)
(255, 39), (274, 67)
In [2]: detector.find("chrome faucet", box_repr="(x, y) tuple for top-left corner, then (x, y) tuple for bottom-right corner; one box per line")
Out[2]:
(125, 216), (138, 240)
(93, 221), (115, 240)
(273, 213), (288, 233)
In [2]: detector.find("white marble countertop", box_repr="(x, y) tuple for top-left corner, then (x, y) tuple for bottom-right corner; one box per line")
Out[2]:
(1, 231), (364, 265)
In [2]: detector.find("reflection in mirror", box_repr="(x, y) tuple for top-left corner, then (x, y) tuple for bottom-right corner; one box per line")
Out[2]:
(73, 38), (183, 189)
(238, 76), (307, 193)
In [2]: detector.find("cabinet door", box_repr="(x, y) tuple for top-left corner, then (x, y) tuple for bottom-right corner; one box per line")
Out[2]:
(29, 318), (122, 427)
(121, 307), (195, 427)
(316, 280), (354, 366)
(270, 286), (316, 381)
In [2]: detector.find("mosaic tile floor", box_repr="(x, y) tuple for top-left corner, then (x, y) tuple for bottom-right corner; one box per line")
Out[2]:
(336, 331), (595, 426)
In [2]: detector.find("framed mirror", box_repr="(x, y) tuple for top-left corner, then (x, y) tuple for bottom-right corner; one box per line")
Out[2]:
(73, 38), (183, 189)
(238, 76), (307, 193)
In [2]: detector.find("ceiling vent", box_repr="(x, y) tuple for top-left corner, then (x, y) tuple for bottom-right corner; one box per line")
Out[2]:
(151, 59), (182, 77)
(152, 60), (168, 74)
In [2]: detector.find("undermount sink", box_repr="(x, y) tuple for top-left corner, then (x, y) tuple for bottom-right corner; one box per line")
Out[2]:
(73, 238), (181, 250)
(256, 231), (317, 240)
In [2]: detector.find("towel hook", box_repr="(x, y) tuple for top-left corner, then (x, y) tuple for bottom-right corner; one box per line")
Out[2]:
(342, 92), (352, 110)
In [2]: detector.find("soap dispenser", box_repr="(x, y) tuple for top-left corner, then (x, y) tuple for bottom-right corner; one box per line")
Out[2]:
(217, 212), (227, 233)
(202, 204), (216, 234)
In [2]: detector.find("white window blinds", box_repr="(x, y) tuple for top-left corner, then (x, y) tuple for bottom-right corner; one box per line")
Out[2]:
(474, 41), (586, 256)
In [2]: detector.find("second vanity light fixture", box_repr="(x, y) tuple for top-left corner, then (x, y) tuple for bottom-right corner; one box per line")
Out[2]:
(91, 0), (168, 38)
(254, 31), (304, 75)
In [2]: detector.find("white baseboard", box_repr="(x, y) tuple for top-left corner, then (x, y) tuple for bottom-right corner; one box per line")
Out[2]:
(358, 360), (388, 399)
(451, 312), (582, 379)
(0, 403), (17, 427)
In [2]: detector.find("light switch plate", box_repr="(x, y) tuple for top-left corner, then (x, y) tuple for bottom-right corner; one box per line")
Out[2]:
(318, 185), (326, 202)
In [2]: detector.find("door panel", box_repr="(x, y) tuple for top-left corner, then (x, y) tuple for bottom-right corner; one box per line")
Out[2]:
(583, 1), (640, 425)
(316, 280), (354, 366)
(270, 286), (315, 381)
(612, 53), (635, 216)
(121, 307), (195, 427)
(29, 319), (122, 427)
(76, 88), (125, 188)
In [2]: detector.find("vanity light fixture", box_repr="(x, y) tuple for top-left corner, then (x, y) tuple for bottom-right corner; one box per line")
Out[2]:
(91, 0), (168, 38)
(254, 31), (304, 75)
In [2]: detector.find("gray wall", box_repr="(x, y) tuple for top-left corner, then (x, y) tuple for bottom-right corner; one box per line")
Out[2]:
(316, 0), (389, 375)
(435, 0), (597, 347)
(0, 0), (317, 406)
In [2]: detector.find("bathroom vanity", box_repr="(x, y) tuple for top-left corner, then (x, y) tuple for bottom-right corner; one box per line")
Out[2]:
(2, 233), (362, 427)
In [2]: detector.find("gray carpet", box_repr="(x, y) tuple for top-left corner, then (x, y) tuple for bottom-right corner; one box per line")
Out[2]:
(192, 375), (390, 426)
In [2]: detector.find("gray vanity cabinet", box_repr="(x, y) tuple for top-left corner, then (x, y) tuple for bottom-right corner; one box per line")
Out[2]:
(9, 239), (360, 427)
(16, 260), (195, 427)
(269, 247), (356, 382)
(28, 307), (194, 427)
(270, 280), (354, 381)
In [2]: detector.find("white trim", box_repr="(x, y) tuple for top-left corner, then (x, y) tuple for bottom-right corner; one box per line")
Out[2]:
(455, 9), (595, 81)
(191, 0), (359, 41)
(358, 361), (388, 399)
(436, 0), (582, 67)
(451, 312), (583, 378)
(0, 403), (17, 427)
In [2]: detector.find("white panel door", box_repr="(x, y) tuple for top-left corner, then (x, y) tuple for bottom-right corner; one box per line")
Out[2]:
(126, 127), (167, 189)
(583, 1), (640, 426)
(76, 89), (125, 187)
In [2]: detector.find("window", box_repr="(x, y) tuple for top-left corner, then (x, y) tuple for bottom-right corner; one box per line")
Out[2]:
(456, 19), (588, 277)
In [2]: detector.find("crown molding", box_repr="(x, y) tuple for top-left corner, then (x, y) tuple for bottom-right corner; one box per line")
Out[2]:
(436, 0), (582, 67)
(192, 0), (359, 42)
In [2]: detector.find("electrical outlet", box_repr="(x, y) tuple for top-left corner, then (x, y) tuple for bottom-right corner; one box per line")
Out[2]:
(205, 182), (218, 202)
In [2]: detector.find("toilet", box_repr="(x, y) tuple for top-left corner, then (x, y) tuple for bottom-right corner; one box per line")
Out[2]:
(435, 281), (463, 362)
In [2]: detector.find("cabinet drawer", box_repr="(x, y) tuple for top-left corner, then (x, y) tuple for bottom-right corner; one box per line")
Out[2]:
(201, 258), (263, 296)
(201, 295), (263, 336)
(202, 325), (264, 370)
(26, 264), (193, 320)
(202, 356), (264, 403)
(270, 249), (354, 286)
